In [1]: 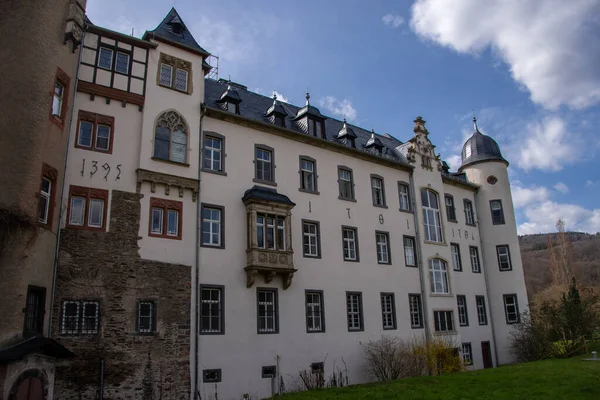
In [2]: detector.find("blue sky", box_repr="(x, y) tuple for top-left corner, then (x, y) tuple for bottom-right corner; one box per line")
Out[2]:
(87, 0), (600, 234)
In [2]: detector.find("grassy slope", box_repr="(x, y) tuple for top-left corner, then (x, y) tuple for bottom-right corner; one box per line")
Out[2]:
(276, 356), (600, 400)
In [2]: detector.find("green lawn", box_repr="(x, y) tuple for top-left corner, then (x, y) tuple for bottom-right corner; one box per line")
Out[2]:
(275, 356), (600, 399)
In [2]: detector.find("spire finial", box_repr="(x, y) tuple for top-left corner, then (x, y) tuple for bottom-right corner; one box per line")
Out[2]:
(305, 88), (310, 106)
(272, 90), (277, 101)
(227, 75), (232, 90)
(473, 111), (480, 133)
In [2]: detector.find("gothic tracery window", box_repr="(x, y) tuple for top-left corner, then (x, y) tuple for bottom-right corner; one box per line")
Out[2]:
(153, 111), (188, 164)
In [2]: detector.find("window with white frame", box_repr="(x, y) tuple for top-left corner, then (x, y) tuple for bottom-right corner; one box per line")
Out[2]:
(476, 296), (488, 325)
(255, 147), (274, 183)
(68, 186), (108, 230)
(305, 291), (324, 332)
(421, 189), (443, 242)
(202, 135), (223, 172)
(136, 301), (156, 334)
(98, 47), (113, 69)
(497, 245), (512, 271)
(403, 236), (416, 267)
(338, 167), (354, 200)
(398, 183), (411, 211)
(464, 200), (475, 225)
(300, 157), (317, 192)
(159, 63), (173, 86)
(257, 288), (278, 334)
(257, 214), (285, 250)
(503, 294), (520, 324)
(302, 221), (320, 258)
(115, 51), (130, 74)
(52, 81), (64, 117)
(342, 227), (358, 261)
(346, 292), (363, 331)
(409, 294), (424, 328)
(200, 286), (224, 334)
(38, 177), (52, 224)
(470, 246), (481, 273)
(457, 295), (469, 326)
(429, 259), (450, 294)
(201, 205), (223, 248)
(149, 198), (182, 239)
(381, 293), (396, 330)
(60, 300), (99, 335)
(445, 195), (456, 221)
(451, 243), (462, 271)
(462, 343), (473, 365)
(371, 176), (385, 207)
(433, 310), (454, 332)
(376, 232), (390, 264)
(490, 200), (505, 225)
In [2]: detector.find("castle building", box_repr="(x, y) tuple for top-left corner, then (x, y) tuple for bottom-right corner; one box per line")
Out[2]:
(0, 6), (528, 400)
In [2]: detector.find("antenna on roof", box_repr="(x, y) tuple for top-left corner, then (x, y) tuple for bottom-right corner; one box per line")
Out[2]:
(131, 28), (134, 37)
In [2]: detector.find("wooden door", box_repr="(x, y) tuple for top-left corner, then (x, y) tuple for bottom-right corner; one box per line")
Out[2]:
(13, 376), (43, 400)
(481, 341), (493, 369)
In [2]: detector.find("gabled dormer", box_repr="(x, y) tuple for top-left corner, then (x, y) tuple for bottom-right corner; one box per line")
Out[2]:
(364, 129), (384, 155)
(336, 118), (357, 148)
(216, 81), (242, 114)
(293, 90), (326, 139)
(266, 92), (287, 127)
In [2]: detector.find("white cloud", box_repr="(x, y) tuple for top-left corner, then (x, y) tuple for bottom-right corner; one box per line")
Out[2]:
(382, 14), (405, 28)
(554, 182), (569, 194)
(410, 0), (600, 109)
(254, 88), (289, 103)
(512, 185), (550, 209)
(586, 180), (598, 187)
(518, 201), (600, 234)
(445, 154), (462, 171)
(516, 117), (580, 171)
(318, 96), (357, 121)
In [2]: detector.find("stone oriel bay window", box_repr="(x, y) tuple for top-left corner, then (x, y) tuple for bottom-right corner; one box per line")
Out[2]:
(148, 197), (183, 240)
(242, 186), (296, 289)
(67, 185), (109, 231)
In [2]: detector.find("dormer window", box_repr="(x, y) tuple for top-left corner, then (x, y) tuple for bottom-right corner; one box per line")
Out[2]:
(226, 102), (238, 114)
(274, 115), (285, 127)
(306, 118), (324, 138)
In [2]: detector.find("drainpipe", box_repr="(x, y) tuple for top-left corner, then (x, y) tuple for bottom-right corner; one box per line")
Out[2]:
(99, 358), (104, 400)
(194, 103), (206, 399)
(473, 191), (499, 367)
(409, 173), (431, 343)
(48, 31), (85, 338)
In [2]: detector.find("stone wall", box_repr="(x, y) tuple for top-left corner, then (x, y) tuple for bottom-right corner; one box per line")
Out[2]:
(52, 190), (191, 399)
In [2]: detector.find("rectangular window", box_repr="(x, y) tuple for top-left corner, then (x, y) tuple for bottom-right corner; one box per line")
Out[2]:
(445, 195), (456, 221)
(497, 245), (512, 271)
(115, 51), (130, 74)
(202, 135), (224, 172)
(257, 288), (278, 334)
(409, 294), (424, 328)
(299, 157), (317, 193)
(380, 293), (396, 330)
(60, 300), (100, 335)
(256, 213), (286, 250)
(255, 146), (274, 183)
(76, 111), (115, 153)
(422, 189), (443, 242)
(98, 47), (113, 69)
(23, 286), (46, 337)
(52, 81), (64, 117)
(302, 220), (320, 258)
(338, 167), (354, 200)
(136, 301), (156, 334)
(476, 296), (488, 325)
(429, 259), (450, 294)
(490, 200), (505, 225)
(451, 243), (462, 271)
(403, 236), (416, 267)
(470, 246), (481, 273)
(67, 186), (108, 231)
(376, 231), (390, 264)
(398, 183), (411, 211)
(159, 63), (173, 87)
(203, 369), (222, 383)
(346, 292), (363, 331)
(148, 198), (182, 240)
(433, 310), (454, 332)
(464, 200), (475, 225)
(305, 291), (324, 332)
(262, 366), (276, 378)
(342, 227), (358, 261)
(201, 205), (224, 248)
(462, 343), (473, 366)
(457, 295), (469, 326)
(38, 177), (52, 224)
(200, 286), (224, 334)
(503, 294), (520, 324)
(226, 102), (237, 113)
(175, 68), (188, 91)
(371, 176), (386, 207)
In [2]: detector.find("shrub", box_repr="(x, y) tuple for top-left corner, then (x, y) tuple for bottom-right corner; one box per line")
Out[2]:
(509, 311), (555, 362)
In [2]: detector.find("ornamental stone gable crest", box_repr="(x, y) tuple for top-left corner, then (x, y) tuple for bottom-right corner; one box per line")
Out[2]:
(405, 116), (443, 172)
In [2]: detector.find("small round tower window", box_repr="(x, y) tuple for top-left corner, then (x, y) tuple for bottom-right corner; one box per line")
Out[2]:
(487, 175), (498, 185)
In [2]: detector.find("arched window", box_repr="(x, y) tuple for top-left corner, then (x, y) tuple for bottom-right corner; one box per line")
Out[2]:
(429, 258), (449, 294)
(154, 111), (188, 164)
(421, 189), (443, 242)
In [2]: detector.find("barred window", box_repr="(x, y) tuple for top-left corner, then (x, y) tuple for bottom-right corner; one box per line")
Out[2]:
(462, 343), (473, 365)
(497, 245), (512, 271)
(346, 292), (363, 331)
(381, 293), (396, 330)
(433, 310), (454, 332)
(504, 294), (520, 324)
(305, 291), (324, 332)
(409, 294), (423, 328)
(257, 289), (278, 334)
(457, 295), (469, 326)
(476, 296), (488, 325)
(136, 301), (156, 334)
(60, 300), (100, 335)
(470, 246), (481, 273)
(200, 286), (224, 334)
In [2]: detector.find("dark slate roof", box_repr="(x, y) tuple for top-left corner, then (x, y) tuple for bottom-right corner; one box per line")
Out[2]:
(242, 186), (295, 206)
(365, 132), (384, 148)
(218, 85), (242, 103)
(459, 119), (508, 171)
(337, 119), (357, 139)
(204, 79), (410, 166)
(267, 97), (287, 116)
(0, 337), (74, 363)
(143, 8), (209, 57)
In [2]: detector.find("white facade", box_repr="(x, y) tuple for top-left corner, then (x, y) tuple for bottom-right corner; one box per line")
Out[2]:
(60, 8), (529, 400)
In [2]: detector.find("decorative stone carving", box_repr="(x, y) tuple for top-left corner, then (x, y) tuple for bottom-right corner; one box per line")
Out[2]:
(136, 169), (199, 201)
(64, 0), (85, 52)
